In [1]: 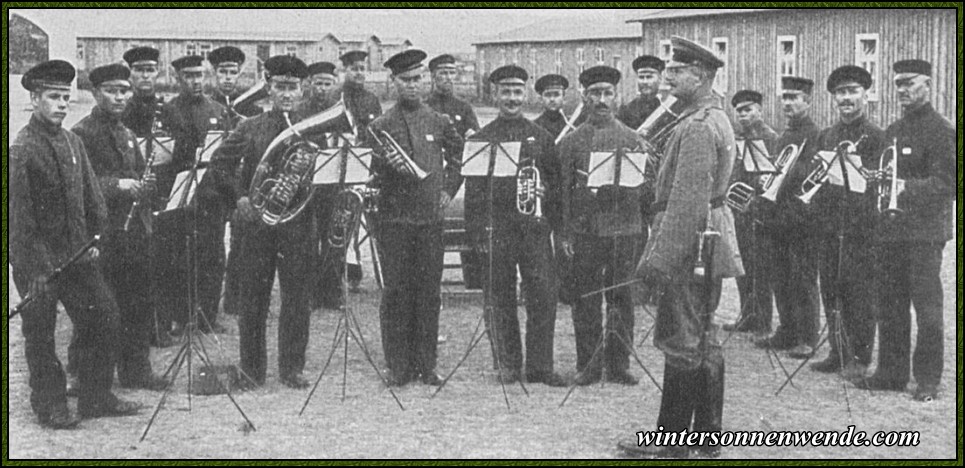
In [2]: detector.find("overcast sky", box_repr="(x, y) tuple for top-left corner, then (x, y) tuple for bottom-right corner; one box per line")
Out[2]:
(12, 8), (658, 54)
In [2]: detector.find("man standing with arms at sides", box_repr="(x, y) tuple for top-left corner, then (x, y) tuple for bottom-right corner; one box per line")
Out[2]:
(365, 49), (464, 386)
(559, 66), (649, 387)
(616, 55), (665, 130)
(723, 89), (780, 336)
(619, 37), (742, 459)
(808, 65), (884, 380)
(754, 77), (822, 359)
(156, 54), (227, 337)
(208, 45), (264, 127)
(11, 60), (140, 428)
(858, 59), (953, 401)
(71, 64), (167, 392)
(202, 55), (314, 389)
(466, 65), (566, 387)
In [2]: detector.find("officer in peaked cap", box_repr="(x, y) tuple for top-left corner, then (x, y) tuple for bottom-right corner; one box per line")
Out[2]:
(668, 35), (725, 70)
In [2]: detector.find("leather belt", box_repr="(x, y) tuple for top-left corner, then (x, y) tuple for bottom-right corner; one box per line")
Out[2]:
(651, 195), (725, 215)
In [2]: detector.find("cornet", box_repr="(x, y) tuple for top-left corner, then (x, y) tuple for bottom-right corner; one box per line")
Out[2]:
(759, 140), (805, 203)
(516, 163), (543, 220)
(366, 127), (430, 181)
(796, 136), (866, 204)
(876, 137), (902, 217)
(328, 189), (365, 249)
(725, 181), (756, 213)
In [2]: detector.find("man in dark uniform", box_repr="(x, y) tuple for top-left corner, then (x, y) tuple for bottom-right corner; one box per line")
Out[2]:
(857, 59), (954, 401)
(302, 61), (340, 114)
(71, 64), (167, 391)
(616, 55), (665, 131)
(723, 89), (780, 335)
(156, 54), (227, 336)
(11, 60), (140, 428)
(559, 66), (649, 386)
(202, 55), (315, 389)
(366, 49), (463, 386)
(620, 37), (743, 459)
(808, 65), (885, 379)
(466, 65), (566, 387)
(532, 73), (571, 140)
(754, 77), (822, 359)
(208, 45), (265, 124)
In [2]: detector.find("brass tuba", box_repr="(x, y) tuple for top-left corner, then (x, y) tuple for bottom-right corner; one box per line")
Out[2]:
(759, 140), (805, 203)
(248, 101), (351, 226)
(327, 189), (365, 248)
(876, 138), (902, 217)
(516, 163), (543, 220)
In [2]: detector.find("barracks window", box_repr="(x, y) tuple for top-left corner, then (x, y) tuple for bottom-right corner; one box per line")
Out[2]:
(855, 33), (880, 101)
(778, 35), (797, 91)
(712, 37), (728, 94)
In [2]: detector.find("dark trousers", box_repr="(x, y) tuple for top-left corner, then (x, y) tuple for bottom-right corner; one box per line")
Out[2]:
(13, 262), (120, 416)
(236, 215), (314, 383)
(572, 234), (639, 374)
(378, 221), (445, 378)
(874, 241), (945, 387)
(734, 215), (775, 332)
(770, 231), (820, 347)
(817, 232), (878, 366)
(223, 219), (244, 315)
(480, 220), (558, 375)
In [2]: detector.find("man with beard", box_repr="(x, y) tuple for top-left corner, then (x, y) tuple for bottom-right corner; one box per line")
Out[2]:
(616, 55), (665, 130)
(808, 65), (885, 379)
(202, 55), (315, 389)
(466, 65), (566, 387)
(365, 49), (463, 386)
(559, 66), (649, 386)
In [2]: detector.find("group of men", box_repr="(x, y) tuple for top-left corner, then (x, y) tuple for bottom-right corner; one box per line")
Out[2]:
(10, 32), (951, 460)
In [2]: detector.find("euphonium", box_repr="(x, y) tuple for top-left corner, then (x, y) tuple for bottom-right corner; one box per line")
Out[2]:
(636, 94), (688, 172)
(366, 127), (429, 180)
(877, 137), (902, 217)
(327, 189), (365, 248)
(725, 181), (756, 213)
(516, 163), (543, 219)
(759, 140), (805, 203)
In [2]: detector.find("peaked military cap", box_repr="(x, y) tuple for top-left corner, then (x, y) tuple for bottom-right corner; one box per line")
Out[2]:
(264, 55), (309, 80)
(534, 74), (569, 94)
(307, 61), (337, 77)
(669, 36), (724, 70)
(579, 65), (621, 88)
(22, 59), (75, 91)
(781, 76), (814, 95)
(339, 50), (368, 66)
(208, 46), (246, 68)
(632, 55), (665, 73)
(893, 59), (931, 78)
(385, 49), (428, 75)
(489, 65), (528, 85)
(731, 89), (763, 108)
(123, 46), (160, 67)
(89, 63), (131, 87)
(827, 65), (872, 92)
(171, 55), (205, 71)
(429, 54), (458, 72)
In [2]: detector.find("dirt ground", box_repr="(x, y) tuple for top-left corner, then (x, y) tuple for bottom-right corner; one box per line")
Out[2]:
(5, 90), (960, 460)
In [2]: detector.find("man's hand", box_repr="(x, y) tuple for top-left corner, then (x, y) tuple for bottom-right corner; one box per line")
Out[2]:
(439, 191), (453, 209)
(118, 179), (145, 198)
(386, 152), (415, 177)
(559, 238), (575, 259)
(142, 173), (157, 196)
(236, 196), (260, 224)
(29, 274), (49, 299)
(87, 247), (100, 261)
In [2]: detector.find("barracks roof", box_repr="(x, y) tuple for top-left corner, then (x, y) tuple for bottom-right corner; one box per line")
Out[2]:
(627, 8), (781, 23)
(473, 11), (650, 45)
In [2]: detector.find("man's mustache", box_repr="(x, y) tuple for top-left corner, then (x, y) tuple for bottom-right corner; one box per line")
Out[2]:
(838, 100), (854, 106)
(594, 103), (609, 111)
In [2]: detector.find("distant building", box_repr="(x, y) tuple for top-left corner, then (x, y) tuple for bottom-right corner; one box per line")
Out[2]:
(10, 13), (49, 74)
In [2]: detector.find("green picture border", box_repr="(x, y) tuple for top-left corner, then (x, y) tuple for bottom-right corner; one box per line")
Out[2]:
(2, 2), (962, 466)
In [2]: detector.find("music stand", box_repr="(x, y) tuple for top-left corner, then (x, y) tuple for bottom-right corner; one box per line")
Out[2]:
(736, 139), (778, 174)
(432, 140), (530, 410)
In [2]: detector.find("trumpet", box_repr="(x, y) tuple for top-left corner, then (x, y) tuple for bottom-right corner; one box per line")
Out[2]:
(366, 127), (430, 181)
(759, 140), (805, 203)
(516, 163), (543, 219)
(796, 136), (866, 204)
(877, 137), (902, 217)
(725, 181), (756, 213)
(327, 188), (365, 249)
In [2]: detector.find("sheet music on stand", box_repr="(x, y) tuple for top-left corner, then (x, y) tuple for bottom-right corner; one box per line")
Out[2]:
(817, 150), (869, 193)
(461, 140), (521, 177)
(137, 135), (175, 166)
(312, 145), (373, 185)
(161, 167), (208, 213)
(736, 139), (777, 173)
(587, 149), (648, 188)
(198, 131), (227, 165)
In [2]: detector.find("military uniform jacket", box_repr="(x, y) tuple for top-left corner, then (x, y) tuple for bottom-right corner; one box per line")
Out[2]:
(161, 93), (226, 171)
(427, 92), (480, 138)
(639, 94), (743, 281)
(769, 115), (821, 236)
(72, 106), (152, 235)
(10, 115), (108, 279)
(211, 88), (264, 130)
(878, 103), (955, 243)
(367, 100), (464, 225)
(810, 115), (885, 238)
(617, 94), (661, 131)
(122, 92), (164, 138)
(533, 110), (567, 143)
(342, 83), (382, 134)
(464, 115), (562, 235)
(559, 118), (649, 238)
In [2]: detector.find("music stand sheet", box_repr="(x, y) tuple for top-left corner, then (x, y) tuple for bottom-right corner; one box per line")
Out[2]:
(587, 151), (647, 188)
(312, 147), (373, 185)
(737, 139), (777, 173)
(163, 168), (207, 212)
(137, 135), (174, 166)
(199, 131), (225, 164)
(819, 150), (868, 193)
(461, 141), (521, 177)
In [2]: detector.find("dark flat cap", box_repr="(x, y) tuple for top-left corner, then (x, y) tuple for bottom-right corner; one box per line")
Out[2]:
(429, 54), (457, 72)
(89, 63), (131, 87)
(579, 65), (621, 88)
(307, 61), (337, 77)
(208, 46), (245, 67)
(534, 74), (569, 94)
(339, 50), (368, 66)
(731, 89), (763, 108)
(22, 59), (75, 91)
(669, 36), (724, 70)
(171, 55), (205, 71)
(385, 49), (427, 75)
(827, 65), (872, 92)
(893, 59), (931, 77)
(123, 46), (159, 66)
(264, 55), (309, 80)
(781, 76), (814, 95)
(632, 55), (665, 73)
(489, 65), (528, 85)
